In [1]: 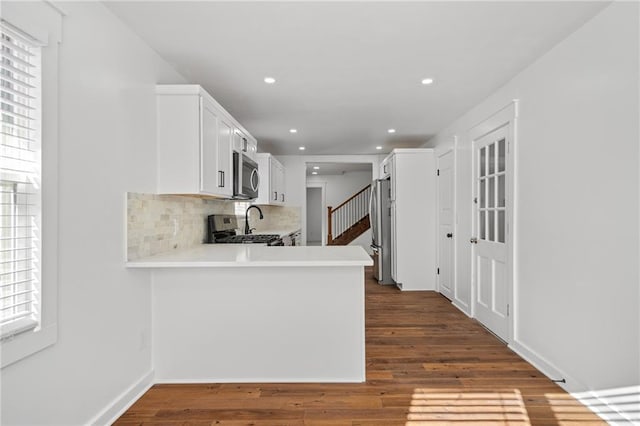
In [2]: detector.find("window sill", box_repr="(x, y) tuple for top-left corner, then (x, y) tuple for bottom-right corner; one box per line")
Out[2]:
(1, 322), (57, 368)
(1, 318), (38, 340)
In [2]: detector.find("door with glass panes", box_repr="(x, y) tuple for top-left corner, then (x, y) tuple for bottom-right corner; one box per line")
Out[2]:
(473, 125), (509, 341)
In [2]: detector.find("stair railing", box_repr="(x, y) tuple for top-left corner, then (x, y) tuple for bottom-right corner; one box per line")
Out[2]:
(327, 184), (371, 244)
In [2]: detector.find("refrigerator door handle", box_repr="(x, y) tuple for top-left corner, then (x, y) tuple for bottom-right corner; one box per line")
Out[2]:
(369, 182), (377, 246)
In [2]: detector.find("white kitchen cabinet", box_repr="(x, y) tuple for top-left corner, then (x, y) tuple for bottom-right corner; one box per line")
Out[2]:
(256, 153), (286, 205)
(383, 149), (436, 291)
(390, 202), (397, 281)
(380, 155), (397, 201)
(156, 85), (254, 198)
(233, 129), (258, 161)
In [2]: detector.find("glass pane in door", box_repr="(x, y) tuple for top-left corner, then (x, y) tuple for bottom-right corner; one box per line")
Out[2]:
(480, 179), (486, 208)
(488, 177), (495, 208)
(498, 175), (505, 207)
(480, 211), (486, 240)
(488, 210), (495, 242)
(489, 143), (495, 175)
(498, 210), (505, 243)
(480, 147), (486, 177)
(498, 138), (506, 172)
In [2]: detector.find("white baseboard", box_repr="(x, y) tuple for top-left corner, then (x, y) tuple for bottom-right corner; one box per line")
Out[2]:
(452, 299), (471, 317)
(154, 376), (366, 384)
(509, 339), (568, 385)
(89, 370), (154, 426)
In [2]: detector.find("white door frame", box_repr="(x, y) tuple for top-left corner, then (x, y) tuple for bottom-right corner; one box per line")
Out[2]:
(469, 100), (518, 343)
(437, 148), (456, 300)
(306, 182), (327, 246)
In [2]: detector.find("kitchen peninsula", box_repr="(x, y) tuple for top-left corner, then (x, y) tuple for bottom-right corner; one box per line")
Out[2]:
(127, 245), (372, 383)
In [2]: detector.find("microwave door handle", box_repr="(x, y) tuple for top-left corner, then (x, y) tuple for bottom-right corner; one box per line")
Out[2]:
(250, 168), (259, 192)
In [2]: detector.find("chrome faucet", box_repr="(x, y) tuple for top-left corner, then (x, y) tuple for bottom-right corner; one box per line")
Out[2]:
(244, 205), (264, 234)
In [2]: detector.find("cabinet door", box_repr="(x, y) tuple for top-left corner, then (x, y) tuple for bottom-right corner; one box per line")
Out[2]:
(200, 97), (220, 194)
(246, 137), (258, 160)
(217, 117), (233, 196)
(234, 129), (248, 153)
(381, 158), (390, 178)
(277, 161), (286, 204)
(269, 158), (279, 203)
(389, 155), (397, 201)
(390, 202), (397, 281)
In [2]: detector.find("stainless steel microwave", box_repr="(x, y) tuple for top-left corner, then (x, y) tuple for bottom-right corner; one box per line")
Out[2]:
(233, 152), (259, 199)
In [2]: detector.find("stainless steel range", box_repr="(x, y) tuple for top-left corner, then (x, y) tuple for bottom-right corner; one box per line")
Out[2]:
(206, 214), (283, 246)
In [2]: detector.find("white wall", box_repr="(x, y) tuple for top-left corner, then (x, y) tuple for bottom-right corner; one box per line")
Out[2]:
(0, 2), (186, 424)
(426, 1), (639, 400)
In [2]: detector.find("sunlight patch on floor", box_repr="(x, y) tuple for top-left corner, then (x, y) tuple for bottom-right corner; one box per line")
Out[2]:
(405, 388), (531, 425)
(566, 385), (640, 424)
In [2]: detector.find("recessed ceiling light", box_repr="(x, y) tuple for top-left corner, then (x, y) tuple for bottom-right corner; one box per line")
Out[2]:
(313, 166), (320, 170)
(376, 146), (382, 150)
(289, 128), (297, 134)
(421, 78), (434, 85)
(311, 171), (318, 175)
(387, 129), (396, 134)
(264, 77), (276, 84)
(299, 146), (305, 151)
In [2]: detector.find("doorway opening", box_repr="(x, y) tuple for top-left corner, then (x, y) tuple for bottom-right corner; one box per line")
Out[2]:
(306, 186), (324, 246)
(304, 162), (373, 252)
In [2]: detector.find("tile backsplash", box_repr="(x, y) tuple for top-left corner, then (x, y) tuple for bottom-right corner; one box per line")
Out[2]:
(235, 202), (302, 233)
(127, 193), (234, 260)
(127, 193), (301, 260)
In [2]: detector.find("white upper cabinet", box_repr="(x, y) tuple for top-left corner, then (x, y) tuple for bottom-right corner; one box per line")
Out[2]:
(256, 153), (286, 205)
(233, 128), (258, 161)
(156, 85), (255, 198)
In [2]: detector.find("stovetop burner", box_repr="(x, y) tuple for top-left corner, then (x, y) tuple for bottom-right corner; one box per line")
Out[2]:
(207, 214), (282, 245)
(215, 233), (282, 244)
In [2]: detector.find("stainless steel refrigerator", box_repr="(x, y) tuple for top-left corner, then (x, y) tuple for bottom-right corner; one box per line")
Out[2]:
(370, 178), (394, 285)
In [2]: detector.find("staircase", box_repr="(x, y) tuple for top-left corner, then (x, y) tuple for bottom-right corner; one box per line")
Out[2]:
(327, 185), (371, 246)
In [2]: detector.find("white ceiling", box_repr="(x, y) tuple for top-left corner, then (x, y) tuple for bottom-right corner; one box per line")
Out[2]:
(306, 162), (372, 176)
(106, 1), (608, 155)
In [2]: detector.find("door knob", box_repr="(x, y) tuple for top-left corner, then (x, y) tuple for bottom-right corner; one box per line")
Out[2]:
(470, 237), (478, 244)
(446, 233), (453, 238)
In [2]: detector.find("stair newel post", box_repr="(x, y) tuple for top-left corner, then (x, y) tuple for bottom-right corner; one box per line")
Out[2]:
(327, 206), (333, 245)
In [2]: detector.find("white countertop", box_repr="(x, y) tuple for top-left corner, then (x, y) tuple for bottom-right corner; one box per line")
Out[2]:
(126, 244), (373, 268)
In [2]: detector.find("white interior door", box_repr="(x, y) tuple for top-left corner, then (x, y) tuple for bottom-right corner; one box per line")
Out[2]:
(438, 150), (455, 300)
(473, 126), (510, 341)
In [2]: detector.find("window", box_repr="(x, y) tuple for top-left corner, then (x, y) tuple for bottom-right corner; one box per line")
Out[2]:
(0, 23), (41, 341)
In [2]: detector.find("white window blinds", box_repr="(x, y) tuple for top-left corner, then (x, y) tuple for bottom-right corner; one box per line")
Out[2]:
(0, 23), (41, 339)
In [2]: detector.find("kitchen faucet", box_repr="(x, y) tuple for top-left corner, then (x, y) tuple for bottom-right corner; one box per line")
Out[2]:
(244, 205), (264, 235)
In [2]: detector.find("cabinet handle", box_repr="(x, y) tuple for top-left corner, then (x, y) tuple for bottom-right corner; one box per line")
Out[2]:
(281, 193), (284, 202)
(273, 191), (278, 201)
(218, 171), (224, 188)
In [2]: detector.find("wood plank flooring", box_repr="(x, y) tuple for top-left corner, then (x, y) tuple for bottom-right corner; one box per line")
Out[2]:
(115, 267), (604, 425)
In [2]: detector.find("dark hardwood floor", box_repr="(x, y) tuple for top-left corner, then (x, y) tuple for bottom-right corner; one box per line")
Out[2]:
(115, 267), (604, 425)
